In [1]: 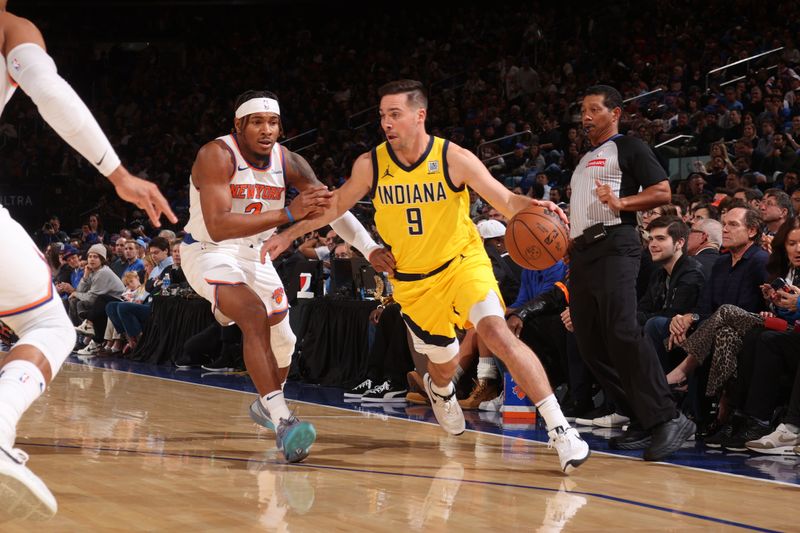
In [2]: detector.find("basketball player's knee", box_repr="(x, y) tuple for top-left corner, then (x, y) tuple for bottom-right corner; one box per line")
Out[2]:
(13, 305), (75, 376)
(410, 334), (458, 365)
(270, 317), (296, 368)
(468, 290), (505, 328)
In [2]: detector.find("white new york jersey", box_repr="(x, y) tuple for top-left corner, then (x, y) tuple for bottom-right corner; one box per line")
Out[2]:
(185, 134), (286, 246)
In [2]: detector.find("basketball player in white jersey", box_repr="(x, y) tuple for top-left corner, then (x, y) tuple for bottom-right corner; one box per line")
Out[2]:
(0, 2), (177, 521)
(182, 89), (380, 464)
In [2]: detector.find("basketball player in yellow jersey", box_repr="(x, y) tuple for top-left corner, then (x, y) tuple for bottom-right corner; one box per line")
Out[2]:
(262, 80), (589, 473)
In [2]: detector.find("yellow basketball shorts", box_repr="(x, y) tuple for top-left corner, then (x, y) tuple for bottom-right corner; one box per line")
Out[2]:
(392, 250), (504, 346)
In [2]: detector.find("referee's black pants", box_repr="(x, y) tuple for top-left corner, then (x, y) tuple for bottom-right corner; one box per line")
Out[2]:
(569, 225), (676, 430)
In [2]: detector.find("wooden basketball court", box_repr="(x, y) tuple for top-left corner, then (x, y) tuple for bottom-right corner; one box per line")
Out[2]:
(6, 361), (796, 531)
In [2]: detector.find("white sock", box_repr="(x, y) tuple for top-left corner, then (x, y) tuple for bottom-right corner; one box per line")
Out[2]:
(536, 393), (570, 432)
(477, 357), (498, 380)
(430, 378), (455, 397)
(261, 390), (292, 428)
(0, 360), (46, 448)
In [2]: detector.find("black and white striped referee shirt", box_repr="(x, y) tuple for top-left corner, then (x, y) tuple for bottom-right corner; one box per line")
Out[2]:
(569, 134), (667, 238)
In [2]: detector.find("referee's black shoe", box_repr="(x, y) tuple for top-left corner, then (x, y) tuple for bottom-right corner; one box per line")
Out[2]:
(643, 412), (696, 461)
(609, 421), (651, 450)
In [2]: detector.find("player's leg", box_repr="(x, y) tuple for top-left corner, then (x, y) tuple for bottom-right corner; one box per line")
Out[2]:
(404, 317), (466, 435)
(249, 312), (295, 431)
(0, 210), (75, 519)
(469, 289), (589, 472)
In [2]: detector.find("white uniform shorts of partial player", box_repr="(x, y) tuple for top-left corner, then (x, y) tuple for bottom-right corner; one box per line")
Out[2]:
(181, 238), (288, 324)
(0, 207), (75, 368)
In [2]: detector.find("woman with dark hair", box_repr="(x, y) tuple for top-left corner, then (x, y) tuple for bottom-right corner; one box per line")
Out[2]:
(87, 213), (107, 243)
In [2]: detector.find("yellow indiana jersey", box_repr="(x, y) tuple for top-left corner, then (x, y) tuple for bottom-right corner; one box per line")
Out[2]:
(370, 135), (483, 274)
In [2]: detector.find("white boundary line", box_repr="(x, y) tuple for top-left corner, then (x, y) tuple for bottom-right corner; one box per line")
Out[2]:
(66, 362), (800, 490)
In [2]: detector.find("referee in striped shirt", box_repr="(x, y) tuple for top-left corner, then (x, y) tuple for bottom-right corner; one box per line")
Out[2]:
(568, 85), (695, 461)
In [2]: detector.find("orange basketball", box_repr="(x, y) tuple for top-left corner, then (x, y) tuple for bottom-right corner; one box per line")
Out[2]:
(504, 205), (569, 270)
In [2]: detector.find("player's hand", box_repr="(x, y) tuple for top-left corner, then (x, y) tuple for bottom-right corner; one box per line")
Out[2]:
(260, 232), (292, 263)
(560, 308), (573, 332)
(594, 179), (623, 212)
(109, 167), (178, 228)
(531, 199), (569, 226)
(368, 247), (396, 277)
(288, 186), (333, 220)
(507, 314), (523, 337)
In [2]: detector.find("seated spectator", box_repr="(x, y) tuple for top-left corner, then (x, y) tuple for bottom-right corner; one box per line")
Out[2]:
(476, 219), (521, 305)
(109, 237), (128, 278)
(687, 218), (723, 280)
(639, 216), (706, 370)
(146, 236), (174, 282)
(70, 244), (125, 354)
(101, 271), (150, 354)
(732, 187), (763, 210)
(759, 189), (793, 236)
(121, 241), (145, 279)
(689, 202), (719, 223)
(670, 215), (800, 449)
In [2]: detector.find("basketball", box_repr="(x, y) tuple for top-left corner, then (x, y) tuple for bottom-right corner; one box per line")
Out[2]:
(504, 205), (569, 270)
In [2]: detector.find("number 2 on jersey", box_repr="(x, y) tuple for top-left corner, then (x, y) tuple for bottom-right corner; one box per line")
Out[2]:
(406, 207), (423, 235)
(244, 202), (263, 215)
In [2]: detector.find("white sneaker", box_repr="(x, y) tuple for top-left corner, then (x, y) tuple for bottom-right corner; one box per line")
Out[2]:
(745, 423), (800, 455)
(77, 340), (100, 356)
(423, 373), (465, 436)
(478, 394), (503, 412)
(592, 413), (630, 428)
(74, 320), (95, 336)
(0, 445), (57, 521)
(547, 426), (590, 474)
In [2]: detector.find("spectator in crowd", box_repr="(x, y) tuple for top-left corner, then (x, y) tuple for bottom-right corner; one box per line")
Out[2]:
(121, 241), (145, 279)
(733, 187), (764, 210)
(70, 244), (125, 355)
(639, 216), (706, 370)
(100, 271), (149, 354)
(105, 271), (151, 355)
(759, 189), (794, 236)
(109, 237), (128, 277)
(687, 218), (723, 280)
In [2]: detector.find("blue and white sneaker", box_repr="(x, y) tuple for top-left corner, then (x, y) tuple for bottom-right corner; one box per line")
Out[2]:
(276, 416), (316, 463)
(249, 399), (275, 431)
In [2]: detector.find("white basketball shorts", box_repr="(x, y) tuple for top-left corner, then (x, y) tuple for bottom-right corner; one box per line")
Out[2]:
(180, 239), (288, 320)
(0, 206), (58, 324)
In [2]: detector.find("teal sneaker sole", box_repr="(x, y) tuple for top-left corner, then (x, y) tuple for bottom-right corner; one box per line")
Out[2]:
(279, 422), (317, 463)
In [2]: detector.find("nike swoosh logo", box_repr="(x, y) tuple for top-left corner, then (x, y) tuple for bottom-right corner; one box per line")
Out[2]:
(237, 165), (248, 171)
(265, 392), (282, 401)
(95, 151), (107, 166)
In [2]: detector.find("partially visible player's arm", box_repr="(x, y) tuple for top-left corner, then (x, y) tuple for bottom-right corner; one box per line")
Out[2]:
(261, 153), (374, 262)
(193, 142), (331, 242)
(2, 14), (176, 226)
(283, 149), (381, 258)
(446, 144), (568, 225)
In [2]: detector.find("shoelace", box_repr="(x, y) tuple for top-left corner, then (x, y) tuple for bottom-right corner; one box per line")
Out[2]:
(371, 382), (390, 393)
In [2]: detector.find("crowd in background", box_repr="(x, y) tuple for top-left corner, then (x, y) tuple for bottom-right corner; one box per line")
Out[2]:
(1, 0), (800, 461)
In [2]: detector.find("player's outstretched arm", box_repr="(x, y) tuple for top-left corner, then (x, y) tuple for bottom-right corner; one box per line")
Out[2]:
(193, 141), (330, 242)
(3, 14), (177, 227)
(261, 152), (374, 263)
(283, 149), (381, 258)
(446, 144), (568, 225)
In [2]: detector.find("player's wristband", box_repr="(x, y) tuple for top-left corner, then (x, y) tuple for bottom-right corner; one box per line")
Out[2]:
(284, 207), (295, 223)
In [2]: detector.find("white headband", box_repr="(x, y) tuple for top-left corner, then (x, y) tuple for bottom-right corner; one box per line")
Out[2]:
(235, 97), (281, 119)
